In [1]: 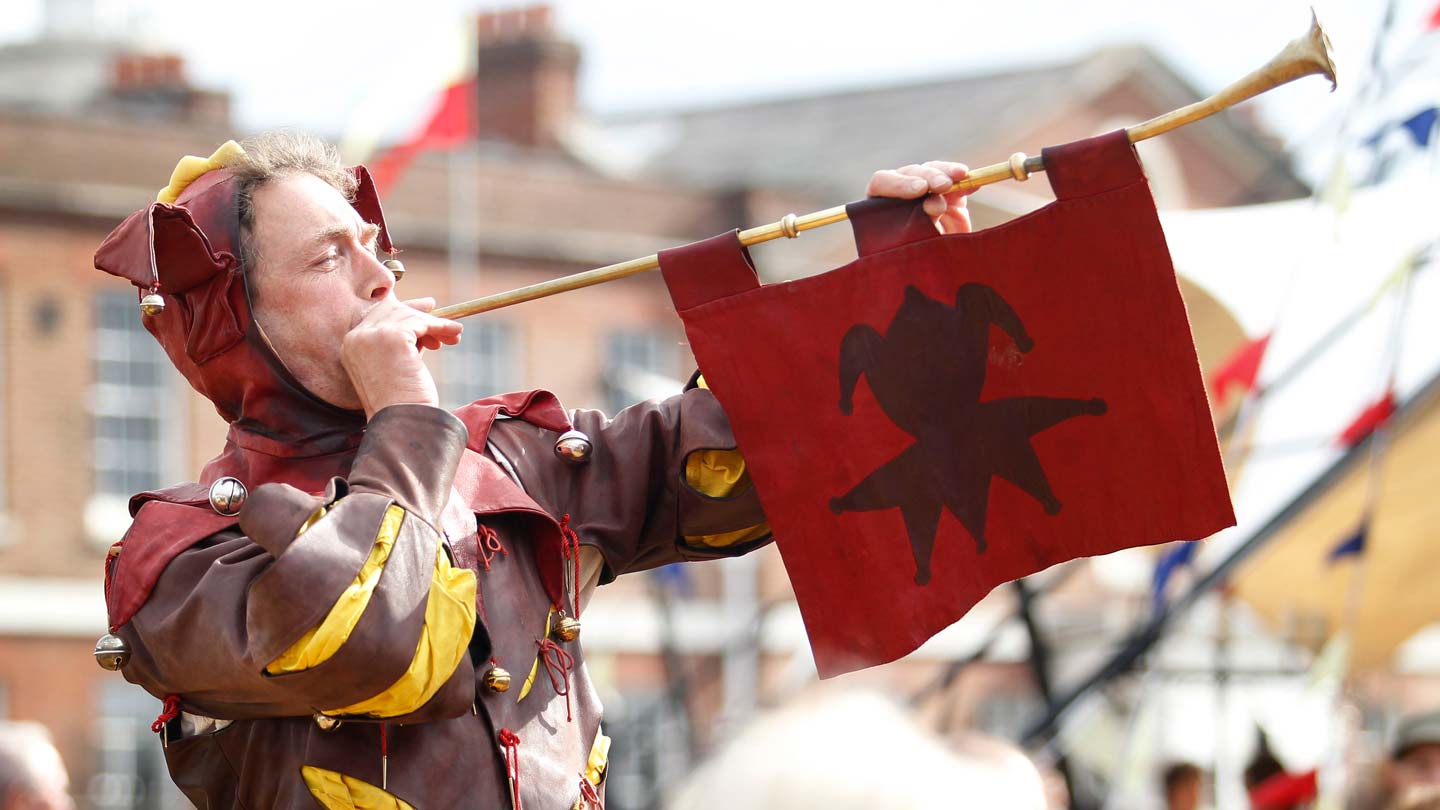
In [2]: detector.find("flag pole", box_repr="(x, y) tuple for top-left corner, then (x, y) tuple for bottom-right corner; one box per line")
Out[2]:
(432, 12), (1335, 321)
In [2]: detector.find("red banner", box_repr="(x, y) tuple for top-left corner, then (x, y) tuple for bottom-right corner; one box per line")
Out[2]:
(659, 131), (1235, 677)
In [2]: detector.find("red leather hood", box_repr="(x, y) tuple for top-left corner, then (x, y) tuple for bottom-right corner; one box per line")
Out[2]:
(93, 163), (396, 488)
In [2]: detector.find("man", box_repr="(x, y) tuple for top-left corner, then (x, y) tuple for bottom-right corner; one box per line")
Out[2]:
(1386, 710), (1440, 806)
(93, 131), (970, 808)
(0, 723), (72, 810)
(1161, 761), (1204, 810)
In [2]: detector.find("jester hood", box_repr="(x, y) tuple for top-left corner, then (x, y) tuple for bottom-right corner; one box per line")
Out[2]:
(93, 142), (397, 489)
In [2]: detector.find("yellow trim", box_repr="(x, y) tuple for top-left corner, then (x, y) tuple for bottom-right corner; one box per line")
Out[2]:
(266, 505), (402, 675)
(301, 765), (415, 810)
(585, 729), (611, 786)
(683, 448), (770, 549)
(327, 544), (476, 717)
(517, 607), (555, 702)
(156, 140), (246, 203)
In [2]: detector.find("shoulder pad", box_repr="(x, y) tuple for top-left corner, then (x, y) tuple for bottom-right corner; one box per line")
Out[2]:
(106, 494), (238, 631)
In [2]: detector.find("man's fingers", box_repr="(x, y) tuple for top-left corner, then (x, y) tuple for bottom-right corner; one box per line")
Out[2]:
(923, 160), (970, 184)
(403, 297), (438, 313)
(922, 195), (947, 219)
(866, 170), (931, 199)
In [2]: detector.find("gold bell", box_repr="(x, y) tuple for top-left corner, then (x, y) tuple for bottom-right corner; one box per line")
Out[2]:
(313, 712), (342, 732)
(139, 293), (165, 317)
(553, 430), (593, 464)
(483, 665), (513, 693)
(552, 615), (582, 643)
(383, 258), (406, 281)
(93, 633), (131, 671)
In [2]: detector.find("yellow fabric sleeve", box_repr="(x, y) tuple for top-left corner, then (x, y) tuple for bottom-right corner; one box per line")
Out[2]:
(265, 504), (478, 720)
(266, 505), (399, 675)
(301, 766), (415, 810)
(683, 374), (772, 548)
(325, 543), (475, 717)
(156, 140), (246, 203)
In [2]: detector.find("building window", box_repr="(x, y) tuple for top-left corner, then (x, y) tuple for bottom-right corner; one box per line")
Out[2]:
(603, 330), (681, 414)
(91, 681), (190, 810)
(88, 291), (184, 544)
(442, 321), (518, 410)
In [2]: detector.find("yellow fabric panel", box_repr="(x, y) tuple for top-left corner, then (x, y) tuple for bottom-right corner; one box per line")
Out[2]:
(517, 607), (555, 703)
(156, 140), (247, 203)
(266, 505), (402, 675)
(301, 765), (415, 810)
(683, 449), (772, 548)
(585, 729), (611, 786)
(326, 544), (477, 718)
(686, 372), (770, 547)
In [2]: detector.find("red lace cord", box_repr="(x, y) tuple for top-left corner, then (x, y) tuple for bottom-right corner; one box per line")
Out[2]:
(150, 694), (180, 733)
(578, 776), (604, 809)
(379, 723), (389, 790)
(478, 524), (507, 571)
(558, 514), (581, 618)
(498, 728), (522, 810)
(536, 637), (575, 722)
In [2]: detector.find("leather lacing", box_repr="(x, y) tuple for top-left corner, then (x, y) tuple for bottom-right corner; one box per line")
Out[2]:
(499, 728), (522, 810)
(536, 638), (575, 722)
(477, 523), (508, 571)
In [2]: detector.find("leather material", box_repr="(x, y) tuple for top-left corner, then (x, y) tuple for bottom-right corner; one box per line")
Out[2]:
(114, 389), (769, 808)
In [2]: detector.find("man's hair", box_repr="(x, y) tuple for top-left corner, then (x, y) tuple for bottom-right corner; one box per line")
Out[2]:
(1162, 761), (1202, 793)
(226, 131), (358, 273)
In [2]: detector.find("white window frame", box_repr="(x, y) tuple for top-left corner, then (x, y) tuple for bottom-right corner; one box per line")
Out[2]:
(86, 291), (187, 547)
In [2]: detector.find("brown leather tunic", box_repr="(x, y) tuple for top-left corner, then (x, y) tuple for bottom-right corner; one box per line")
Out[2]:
(115, 394), (769, 809)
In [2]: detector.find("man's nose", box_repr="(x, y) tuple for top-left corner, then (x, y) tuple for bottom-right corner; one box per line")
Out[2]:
(360, 252), (395, 300)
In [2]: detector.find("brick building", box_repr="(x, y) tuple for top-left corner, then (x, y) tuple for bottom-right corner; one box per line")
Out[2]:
(0, 5), (1307, 808)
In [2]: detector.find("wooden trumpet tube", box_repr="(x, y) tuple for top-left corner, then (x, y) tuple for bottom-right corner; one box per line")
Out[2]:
(432, 11), (1337, 321)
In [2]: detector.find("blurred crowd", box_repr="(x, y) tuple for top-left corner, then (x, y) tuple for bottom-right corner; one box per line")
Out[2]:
(4, 690), (1440, 809)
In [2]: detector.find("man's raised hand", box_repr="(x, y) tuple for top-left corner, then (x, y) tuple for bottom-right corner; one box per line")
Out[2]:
(865, 160), (973, 235)
(340, 297), (463, 420)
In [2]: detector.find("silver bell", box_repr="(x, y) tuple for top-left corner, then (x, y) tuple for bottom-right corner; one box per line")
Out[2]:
(553, 430), (593, 464)
(139, 293), (165, 317)
(313, 713), (343, 732)
(382, 258), (406, 281)
(94, 633), (131, 671)
(208, 476), (248, 516)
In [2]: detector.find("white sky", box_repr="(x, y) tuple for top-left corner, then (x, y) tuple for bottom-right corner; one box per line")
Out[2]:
(0, 0), (1421, 172)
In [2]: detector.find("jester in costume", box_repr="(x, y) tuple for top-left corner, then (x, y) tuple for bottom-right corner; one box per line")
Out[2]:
(92, 132), (971, 809)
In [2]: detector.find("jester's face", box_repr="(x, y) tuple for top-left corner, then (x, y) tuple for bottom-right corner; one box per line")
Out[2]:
(245, 171), (399, 411)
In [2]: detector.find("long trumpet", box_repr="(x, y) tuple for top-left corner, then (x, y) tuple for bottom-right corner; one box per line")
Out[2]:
(433, 12), (1336, 321)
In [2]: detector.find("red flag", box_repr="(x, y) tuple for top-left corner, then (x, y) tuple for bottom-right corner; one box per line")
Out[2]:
(1209, 333), (1271, 400)
(1248, 769), (1318, 809)
(1337, 390), (1397, 447)
(659, 131), (1235, 677)
(369, 78), (477, 194)
(1428, 1), (1440, 30)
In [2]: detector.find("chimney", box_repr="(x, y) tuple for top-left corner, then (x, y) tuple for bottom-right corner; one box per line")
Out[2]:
(474, 5), (579, 148)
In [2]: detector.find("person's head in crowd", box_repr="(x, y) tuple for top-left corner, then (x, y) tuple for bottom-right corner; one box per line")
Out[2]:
(1388, 710), (1440, 801)
(664, 689), (1048, 810)
(0, 723), (72, 810)
(1162, 761), (1204, 810)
